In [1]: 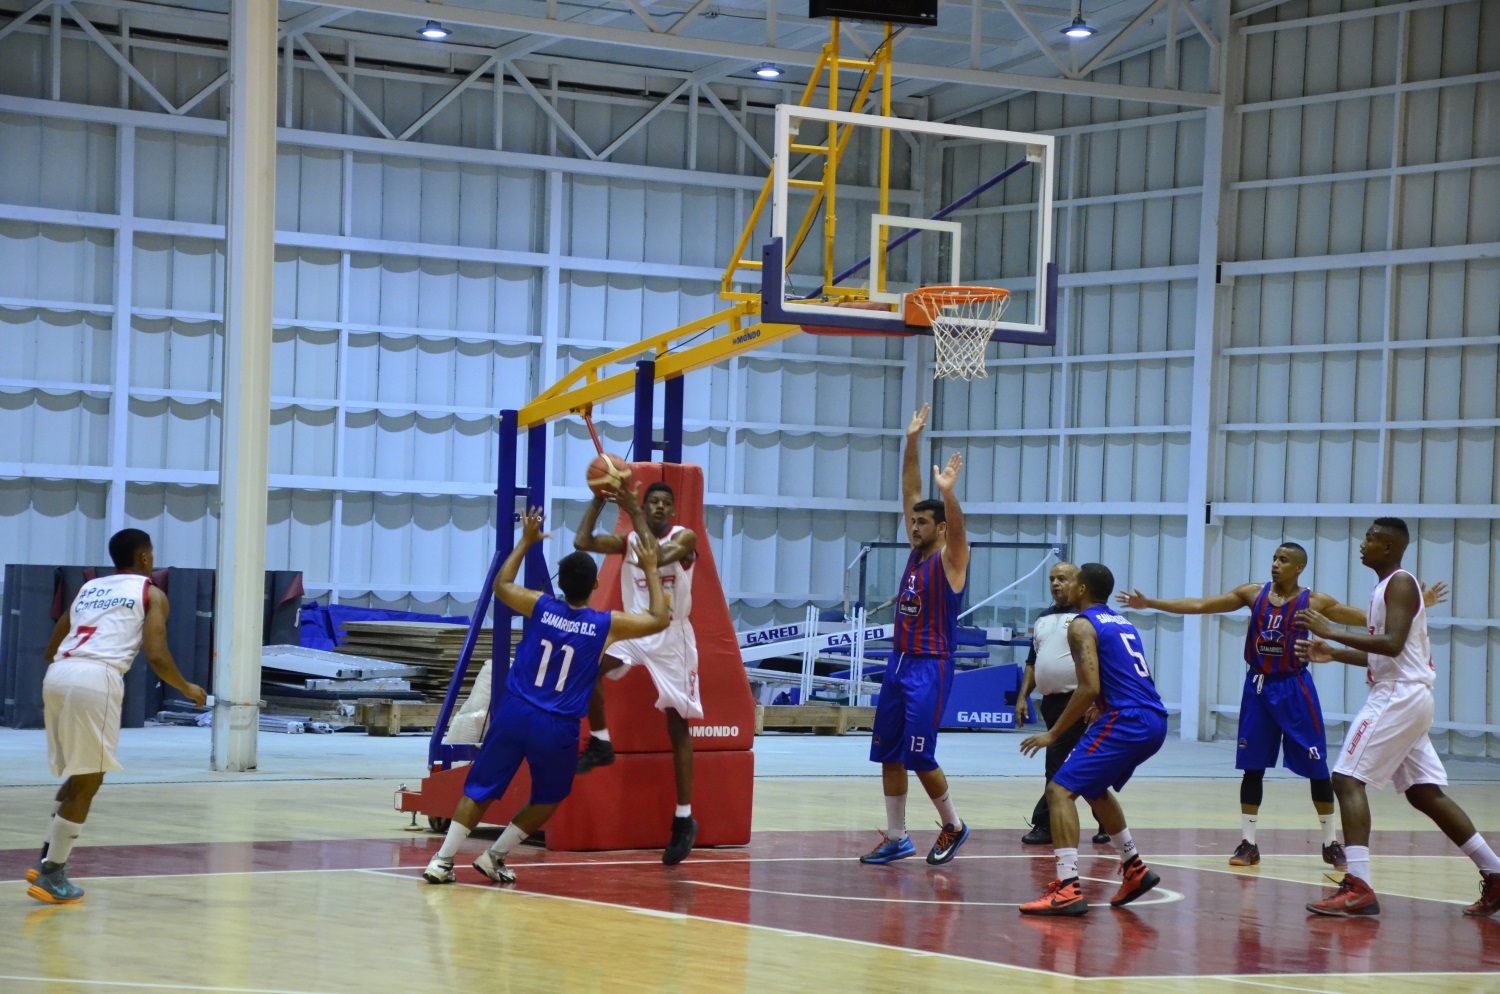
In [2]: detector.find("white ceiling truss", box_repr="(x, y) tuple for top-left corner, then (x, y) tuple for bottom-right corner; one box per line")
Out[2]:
(0, 0), (1225, 129)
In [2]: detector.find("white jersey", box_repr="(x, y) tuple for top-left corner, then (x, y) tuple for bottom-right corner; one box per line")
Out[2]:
(54, 573), (153, 674)
(621, 524), (693, 627)
(1032, 610), (1079, 696)
(1366, 568), (1434, 687)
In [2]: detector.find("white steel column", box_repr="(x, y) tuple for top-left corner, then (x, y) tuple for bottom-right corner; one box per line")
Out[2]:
(1179, 0), (1237, 741)
(106, 126), (134, 533)
(211, 0), (277, 772)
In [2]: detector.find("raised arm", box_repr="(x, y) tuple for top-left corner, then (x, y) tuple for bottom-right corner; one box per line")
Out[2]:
(901, 404), (929, 543)
(574, 494), (627, 555)
(1296, 637), (1369, 669)
(657, 527), (698, 568)
(1299, 571), (1420, 657)
(494, 507), (549, 618)
(605, 532), (670, 645)
(1116, 583), (1258, 615)
(1315, 581), (1448, 627)
(142, 587), (207, 705)
(1019, 617), (1100, 756)
(934, 451), (968, 589)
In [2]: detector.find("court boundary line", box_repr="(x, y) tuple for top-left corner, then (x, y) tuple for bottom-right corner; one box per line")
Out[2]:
(0, 975), (353, 994)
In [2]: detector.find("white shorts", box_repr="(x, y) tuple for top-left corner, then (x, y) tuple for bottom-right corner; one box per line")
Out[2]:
(605, 623), (702, 720)
(1334, 681), (1447, 793)
(43, 659), (126, 778)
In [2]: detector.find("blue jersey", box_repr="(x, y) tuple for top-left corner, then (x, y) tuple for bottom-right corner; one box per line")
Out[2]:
(894, 549), (963, 657)
(1079, 605), (1166, 715)
(1244, 584), (1309, 676)
(506, 595), (612, 719)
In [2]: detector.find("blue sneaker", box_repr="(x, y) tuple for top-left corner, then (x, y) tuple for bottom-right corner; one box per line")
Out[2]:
(859, 832), (917, 864)
(25, 857), (43, 884)
(27, 862), (84, 905)
(927, 822), (970, 865)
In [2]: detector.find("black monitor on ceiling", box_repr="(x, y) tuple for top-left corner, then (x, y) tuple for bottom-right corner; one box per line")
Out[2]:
(808, 0), (938, 27)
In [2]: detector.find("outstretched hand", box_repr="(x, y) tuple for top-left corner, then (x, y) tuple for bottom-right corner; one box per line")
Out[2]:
(933, 451), (962, 493)
(1116, 588), (1150, 610)
(906, 403), (930, 438)
(1296, 637), (1333, 664)
(518, 506), (551, 546)
(615, 482), (642, 513)
(1423, 581), (1449, 609)
(631, 530), (660, 570)
(1019, 730), (1055, 757)
(1297, 607), (1333, 638)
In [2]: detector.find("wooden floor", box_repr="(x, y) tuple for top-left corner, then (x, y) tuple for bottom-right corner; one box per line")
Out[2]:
(3, 769), (1500, 992)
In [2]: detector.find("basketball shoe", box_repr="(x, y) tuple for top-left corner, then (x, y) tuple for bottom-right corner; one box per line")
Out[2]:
(1110, 855), (1160, 907)
(1306, 874), (1380, 916)
(663, 815), (697, 865)
(927, 822), (970, 865)
(1229, 839), (1261, 866)
(421, 856), (456, 884)
(1020, 878), (1088, 917)
(26, 862), (84, 905)
(1322, 841), (1348, 871)
(26, 857), (43, 884)
(473, 850), (516, 884)
(575, 735), (615, 774)
(1464, 871), (1500, 917)
(860, 832), (916, 864)
(1092, 829), (1112, 845)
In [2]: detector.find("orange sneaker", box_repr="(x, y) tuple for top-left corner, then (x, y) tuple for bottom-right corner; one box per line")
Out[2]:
(1464, 872), (1500, 918)
(1020, 877), (1089, 917)
(1306, 874), (1380, 917)
(1110, 856), (1160, 907)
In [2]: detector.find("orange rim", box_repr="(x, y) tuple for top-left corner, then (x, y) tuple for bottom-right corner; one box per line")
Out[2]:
(905, 285), (1010, 327)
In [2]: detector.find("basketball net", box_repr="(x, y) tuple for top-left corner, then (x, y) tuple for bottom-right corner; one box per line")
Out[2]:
(910, 287), (1010, 381)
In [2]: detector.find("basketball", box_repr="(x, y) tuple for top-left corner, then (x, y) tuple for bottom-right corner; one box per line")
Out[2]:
(586, 453), (631, 499)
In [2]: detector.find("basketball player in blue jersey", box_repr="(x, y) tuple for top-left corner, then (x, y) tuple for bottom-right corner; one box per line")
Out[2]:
(1118, 545), (1446, 868)
(1019, 563), (1167, 916)
(423, 502), (669, 886)
(860, 404), (971, 868)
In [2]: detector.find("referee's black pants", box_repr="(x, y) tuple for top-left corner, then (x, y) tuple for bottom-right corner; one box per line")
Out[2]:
(1028, 690), (1102, 833)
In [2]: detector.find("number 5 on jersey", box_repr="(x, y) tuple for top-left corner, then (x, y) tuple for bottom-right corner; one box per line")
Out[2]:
(1120, 632), (1151, 678)
(534, 639), (574, 692)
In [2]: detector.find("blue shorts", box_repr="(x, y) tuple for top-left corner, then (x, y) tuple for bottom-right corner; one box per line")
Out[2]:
(463, 693), (581, 806)
(1054, 707), (1167, 801)
(1236, 668), (1330, 780)
(869, 653), (954, 772)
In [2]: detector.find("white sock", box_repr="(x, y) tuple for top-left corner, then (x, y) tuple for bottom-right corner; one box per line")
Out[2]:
(1319, 813), (1337, 846)
(489, 823), (527, 858)
(884, 794), (908, 840)
(1115, 827), (1138, 861)
(1460, 834), (1500, 874)
(674, 804), (692, 819)
(1055, 846), (1079, 882)
(1241, 814), (1258, 845)
(47, 817), (83, 866)
(436, 821), (472, 861)
(592, 729), (611, 743)
(931, 790), (961, 830)
(1345, 844), (1372, 885)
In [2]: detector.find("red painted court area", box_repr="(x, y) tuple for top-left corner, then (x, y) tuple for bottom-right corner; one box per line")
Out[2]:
(6, 829), (1500, 980)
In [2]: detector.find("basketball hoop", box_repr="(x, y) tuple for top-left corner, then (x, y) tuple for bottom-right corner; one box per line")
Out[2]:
(906, 286), (1010, 381)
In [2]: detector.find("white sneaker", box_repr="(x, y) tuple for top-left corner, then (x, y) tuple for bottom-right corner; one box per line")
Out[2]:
(473, 849), (516, 884)
(422, 856), (456, 884)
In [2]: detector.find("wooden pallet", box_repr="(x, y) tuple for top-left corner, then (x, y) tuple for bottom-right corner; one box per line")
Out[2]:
(357, 700), (447, 737)
(754, 703), (877, 736)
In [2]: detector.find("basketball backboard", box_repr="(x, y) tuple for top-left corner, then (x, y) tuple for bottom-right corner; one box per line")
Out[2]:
(759, 104), (1058, 345)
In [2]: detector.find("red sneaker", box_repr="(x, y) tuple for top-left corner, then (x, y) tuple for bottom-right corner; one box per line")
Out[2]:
(1464, 872), (1500, 917)
(1020, 877), (1089, 917)
(1110, 856), (1160, 907)
(1306, 874), (1380, 917)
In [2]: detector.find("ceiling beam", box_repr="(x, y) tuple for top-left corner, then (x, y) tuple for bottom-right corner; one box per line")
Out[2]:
(302, 0), (1221, 107)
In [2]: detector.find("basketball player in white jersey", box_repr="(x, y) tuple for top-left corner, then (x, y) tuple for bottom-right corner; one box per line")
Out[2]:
(26, 529), (207, 904)
(1296, 517), (1500, 917)
(574, 481), (701, 864)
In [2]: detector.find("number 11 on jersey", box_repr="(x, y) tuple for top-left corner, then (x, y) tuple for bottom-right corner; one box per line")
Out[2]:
(534, 639), (574, 693)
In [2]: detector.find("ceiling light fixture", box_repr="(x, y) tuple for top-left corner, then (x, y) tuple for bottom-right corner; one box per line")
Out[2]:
(1061, 1), (1095, 38)
(754, 63), (783, 79)
(420, 20), (450, 40)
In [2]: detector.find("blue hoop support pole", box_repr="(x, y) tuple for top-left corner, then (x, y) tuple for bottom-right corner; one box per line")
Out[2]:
(523, 423), (553, 596)
(633, 359), (656, 461)
(662, 375), (684, 464)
